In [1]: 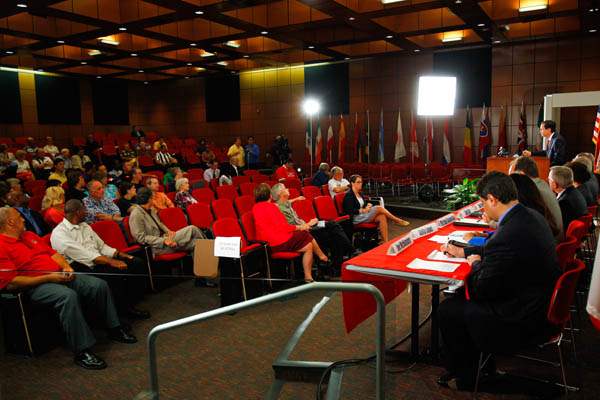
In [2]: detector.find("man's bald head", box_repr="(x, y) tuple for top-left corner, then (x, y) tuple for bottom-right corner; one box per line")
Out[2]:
(0, 207), (25, 236)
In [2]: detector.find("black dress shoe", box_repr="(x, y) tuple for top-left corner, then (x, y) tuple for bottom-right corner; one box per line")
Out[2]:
(437, 371), (455, 387)
(126, 307), (151, 320)
(108, 327), (138, 344)
(74, 350), (107, 370)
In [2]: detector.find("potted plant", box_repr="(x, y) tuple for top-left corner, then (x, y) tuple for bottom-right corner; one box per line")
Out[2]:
(443, 178), (480, 210)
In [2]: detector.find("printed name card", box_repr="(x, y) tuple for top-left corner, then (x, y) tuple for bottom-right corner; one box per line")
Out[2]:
(436, 214), (456, 228)
(214, 236), (241, 258)
(457, 201), (483, 219)
(409, 222), (438, 240)
(387, 235), (413, 256)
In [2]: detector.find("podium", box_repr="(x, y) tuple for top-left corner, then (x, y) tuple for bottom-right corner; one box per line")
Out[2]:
(486, 156), (550, 181)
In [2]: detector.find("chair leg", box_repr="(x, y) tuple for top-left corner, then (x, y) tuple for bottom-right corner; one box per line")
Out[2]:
(473, 352), (491, 399)
(238, 258), (248, 301)
(557, 340), (569, 396)
(17, 293), (34, 356)
(144, 247), (156, 291)
(262, 247), (273, 289)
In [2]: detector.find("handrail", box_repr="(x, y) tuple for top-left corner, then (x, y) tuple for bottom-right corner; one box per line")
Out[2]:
(147, 282), (386, 400)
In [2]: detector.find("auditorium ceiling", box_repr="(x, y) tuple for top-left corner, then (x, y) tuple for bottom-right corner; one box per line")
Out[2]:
(0, 0), (597, 82)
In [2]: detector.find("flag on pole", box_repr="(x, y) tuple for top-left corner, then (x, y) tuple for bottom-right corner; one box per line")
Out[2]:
(479, 104), (491, 160)
(353, 112), (362, 162)
(304, 118), (312, 164)
(315, 115), (323, 165)
(394, 108), (406, 161)
(498, 105), (507, 150)
(463, 106), (473, 164)
(378, 109), (385, 162)
(536, 103), (544, 148)
(518, 101), (527, 152)
(426, 118), (433, 164)
(442, 119), (451, 164)
(409, 111), (419, 163)
(592, 105), (600, 172)
(326, 114), (334, 163)
(365, 110), (371, 163)
(338, 114), (346, 163)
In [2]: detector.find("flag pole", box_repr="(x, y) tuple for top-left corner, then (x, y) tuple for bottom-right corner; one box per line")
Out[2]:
(310, 114), (314, 177)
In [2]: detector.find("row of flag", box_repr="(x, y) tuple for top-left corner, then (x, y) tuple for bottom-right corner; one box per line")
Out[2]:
(305, 103), (541, 165)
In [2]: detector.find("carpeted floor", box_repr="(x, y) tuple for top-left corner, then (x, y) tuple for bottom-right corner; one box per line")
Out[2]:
(2, 219), (600, 399)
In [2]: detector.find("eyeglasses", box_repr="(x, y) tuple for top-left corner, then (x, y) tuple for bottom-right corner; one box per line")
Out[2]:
(355, 180), (363, 184)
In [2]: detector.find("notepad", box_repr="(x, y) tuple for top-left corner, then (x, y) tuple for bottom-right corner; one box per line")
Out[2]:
(427, 250), (467, 263)
(427, 235), (449, 244)
(407, 258), (460, 273)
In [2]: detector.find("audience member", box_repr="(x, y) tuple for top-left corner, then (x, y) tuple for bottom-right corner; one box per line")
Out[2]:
(203, 160), (220, 183)
(174, 178), (197, 210)
(509, 173), (561, 240)
(71, 147), (91, 171)
(129, 187), (206, 255)
(270, 135), (291, 165)
(252, 183), (324, 282)
(83, 180), (122, 224)
(24, 137), (38, 154)
(92, 171), (117, 201)
(6, 191), (50, 236)
(0, 181), (9, 207)
(60, 148), (73, 169)
(200, 147), (216, 169)
(245, 136), (260, 168)
(31, 148), (53, 180)
(42, 136), (59, 157)
(0, 144), (15, 173)
(574, 152), (599, 199)
(275, 160), (298, 181)
(438, 172), (560, 389)
(272, 183), (351, 271)
(0, 207), (137, 370)
(51, 200), (149, 320)
(131, 125), (145, 139)
(227, 137), (245, 169)
(510, 156), (563, 239)
(116, 182), (137, 217)
(163, 166), (182, 192)
(41, 186), (65, 227)
(152, 136), (168, 151)
(549, 165), (587, 232)
(12, 150), (33, 181)
(145, 177), (173, 210)
(566, 161), (594, 206)
(135, 140), (152, 156)
(48, 157), (67, 184)
(343, 174), (409, 243)
(65, 170), (87, 201)
(328, 166), (349, 198)
(312, 163), (330, 186)
(195, 138), (207, 155)
(155, 145), (177, 167)
(220, 156), (241, 178)
(130, 167), (144, 190)
(5, 178), (25, 198)
(84, 134), (102, 162)
(119, 142), (137, 164)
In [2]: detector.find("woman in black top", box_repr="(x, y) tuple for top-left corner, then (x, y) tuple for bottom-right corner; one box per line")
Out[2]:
(65, 170), (86, 201)
(342, 174), (409, 242)
(116, 181), (137, 217)
(567, 161), (595, 206)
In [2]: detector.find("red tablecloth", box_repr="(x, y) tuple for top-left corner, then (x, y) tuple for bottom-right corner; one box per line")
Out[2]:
(341, 223), (483, 333)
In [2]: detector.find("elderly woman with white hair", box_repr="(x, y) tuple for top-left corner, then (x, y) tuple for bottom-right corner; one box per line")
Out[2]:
(174, 177), (197, 210)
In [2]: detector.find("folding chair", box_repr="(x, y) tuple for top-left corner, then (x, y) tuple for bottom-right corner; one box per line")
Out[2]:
(186, 203), (214, 232)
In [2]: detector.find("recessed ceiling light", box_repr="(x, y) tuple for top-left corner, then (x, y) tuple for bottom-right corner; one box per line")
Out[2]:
(590, 29), (598, 33)
(138, 69), (144, 73)
(261, 31), (268, 35)
(88, 49), (101, 56)
(185, 76), (190, 79)
(16, 3), (27, 8)
(118, 27), (127, 31)
(455, 0), (461, 3)
(493, 40), (502, 44)
(200, 50), (214, 57)
(386, 35), (393, 39)
(442, 36), (462, 42)
(413, 49), (420, 52)
(96, 76), (102, 79)
(131, 53), (138, 57)
(57, 40), (65, 44)
(195, 67), (205, 72)
(348, 17), (355, 21)
(308, 45), (314, 49)
(381, 0), (408, 3)
(36, 68), (43, 72)
(477, 23), (485, 27)
(518, 4), (547, 12)
(225, 40), (241, 48)
(217, 61), (228, 66)
(5, 50), (14, 54)
(243, 55), (249, 58)
(195, 10), (204, 15)
(344, 57), (350, 60)
(81, 61), (87, 64)
(99, 37), (119, 46)
(144, 81), (148, 84)
(190, 43), (197, 47)
(187, 62), (192, 66)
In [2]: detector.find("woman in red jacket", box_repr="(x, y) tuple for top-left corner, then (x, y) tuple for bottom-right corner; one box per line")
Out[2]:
(252, 183), (327, 282)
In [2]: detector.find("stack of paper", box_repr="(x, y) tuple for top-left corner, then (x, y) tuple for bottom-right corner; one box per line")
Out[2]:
(406, 258), (460, 273)
(427, 250), (467, 263)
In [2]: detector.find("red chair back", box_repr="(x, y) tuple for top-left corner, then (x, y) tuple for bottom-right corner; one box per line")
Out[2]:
(91, 220), (129, 251)
(302, 177), (312, 187)
(578, 213), (593, 231)
(302, 186), (322, 201)
(334, 192), (346, 214)
(252, 174), (269, 184)
(234, 195), (255, 217)
(192, 188), (215, 204)
(212, 218), (249, 248)
(216, 185), (239, 200)
(292, 199), (317, 222)
(566, 220), (587, 244)
(138, 155), (154, 168)
(123, 216), (135, 243)
(158, 207), (188, 231)
(187, 203), (214, 229)
(166, 192), (176, 203)
(232, 175), (250, 186)
(283, 178), (301, 191)
(243, 169), (260, 176)
(314, 196), (339, 221)
(28, 195), (44, 213)
(211, 199), (237, 220)
(239, 182), (257, 197)
(321, 184), (329, 196)
(547, 259), (585, 326)
(239, 211), (257, 241)
(556, 236), (579, 272)
(288, 188), (300, 199)
(24, 180), (46, 196)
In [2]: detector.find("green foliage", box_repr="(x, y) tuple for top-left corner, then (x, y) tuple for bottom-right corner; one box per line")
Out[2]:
(444, 178), (480, 210)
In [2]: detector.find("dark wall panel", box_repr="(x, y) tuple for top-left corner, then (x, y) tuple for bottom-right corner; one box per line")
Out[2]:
(205, 74), (241, 122)
(433, 47), (492, 108)
(304, 63), (349, 115)
(35, 75), (81, 124)
(0, 70), (22, 124)
(92, 79), (129, 125)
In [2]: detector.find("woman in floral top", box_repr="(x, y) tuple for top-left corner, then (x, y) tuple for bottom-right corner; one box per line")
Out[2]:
(174, 177), (197, 210)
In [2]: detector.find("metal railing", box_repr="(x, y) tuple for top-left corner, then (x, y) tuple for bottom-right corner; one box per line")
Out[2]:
(146, 282), (386, 400)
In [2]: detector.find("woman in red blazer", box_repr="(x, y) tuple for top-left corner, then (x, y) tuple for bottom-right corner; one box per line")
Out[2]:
(252, 183), (327, 282)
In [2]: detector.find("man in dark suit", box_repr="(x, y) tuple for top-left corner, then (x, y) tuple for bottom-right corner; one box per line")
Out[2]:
(220, 156), (241, 179)
(438, 172), (560, 390)
(522, 120), (566, 166)
(6, 191), (51, 236)
(549, 165), (588, 230)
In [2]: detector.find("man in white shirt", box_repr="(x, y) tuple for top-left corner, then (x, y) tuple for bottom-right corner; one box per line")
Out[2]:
(51, 199), (150, 320)
(328, 166), (350, 198)
(42, 136), (60, 157)
(203, 160), (220, 183)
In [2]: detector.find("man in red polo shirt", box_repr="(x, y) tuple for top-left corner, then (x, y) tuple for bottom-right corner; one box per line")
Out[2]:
(275, 159), (298, 182)
(0, 207), (137, 370)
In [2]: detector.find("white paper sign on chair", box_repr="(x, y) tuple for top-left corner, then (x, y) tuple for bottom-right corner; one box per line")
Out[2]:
(214, 236), (241, 258)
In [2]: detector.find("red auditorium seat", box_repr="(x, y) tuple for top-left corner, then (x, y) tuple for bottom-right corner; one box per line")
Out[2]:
(211, 199), (237, 219)
(234, 195), (255, 217)
(192, 188), (215, 204)
(313, 196), (349, 223)
(216, 185), (238, 201)
(158, 207), (188, 231)
(239, 182), (257, 197)
(187, 203), (214, 230)
(301, 186), (322, 201)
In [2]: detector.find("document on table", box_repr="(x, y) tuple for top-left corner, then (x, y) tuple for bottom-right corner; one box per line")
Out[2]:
(427, 231), (469, 245)
(427, 250), (467, 263)
(428, 235), (449, 244)
(407, 258), (461, 273)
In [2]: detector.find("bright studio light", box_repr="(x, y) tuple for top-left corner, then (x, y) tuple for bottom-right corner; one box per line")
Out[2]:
(417, 76), (457, 116)
(302, 98), (321, 116)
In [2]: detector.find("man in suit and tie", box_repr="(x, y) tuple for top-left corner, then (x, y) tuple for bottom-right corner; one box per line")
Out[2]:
(522, 120), (566, 166)
(548, 165), (588, 231)
(438, 172), (561, 390)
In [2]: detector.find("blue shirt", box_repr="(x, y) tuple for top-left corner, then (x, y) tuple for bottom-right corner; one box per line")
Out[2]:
(245, 144), (260, 165)
(16, 207), (43, 235)
(83, 196), (120, 223)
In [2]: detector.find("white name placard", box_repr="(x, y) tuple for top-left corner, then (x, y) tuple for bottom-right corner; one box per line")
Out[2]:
(409, 222), (438, 240)
(436, 214), (456, 228)
(214, 236), (241, 258)
(387, 235), (413, 256)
